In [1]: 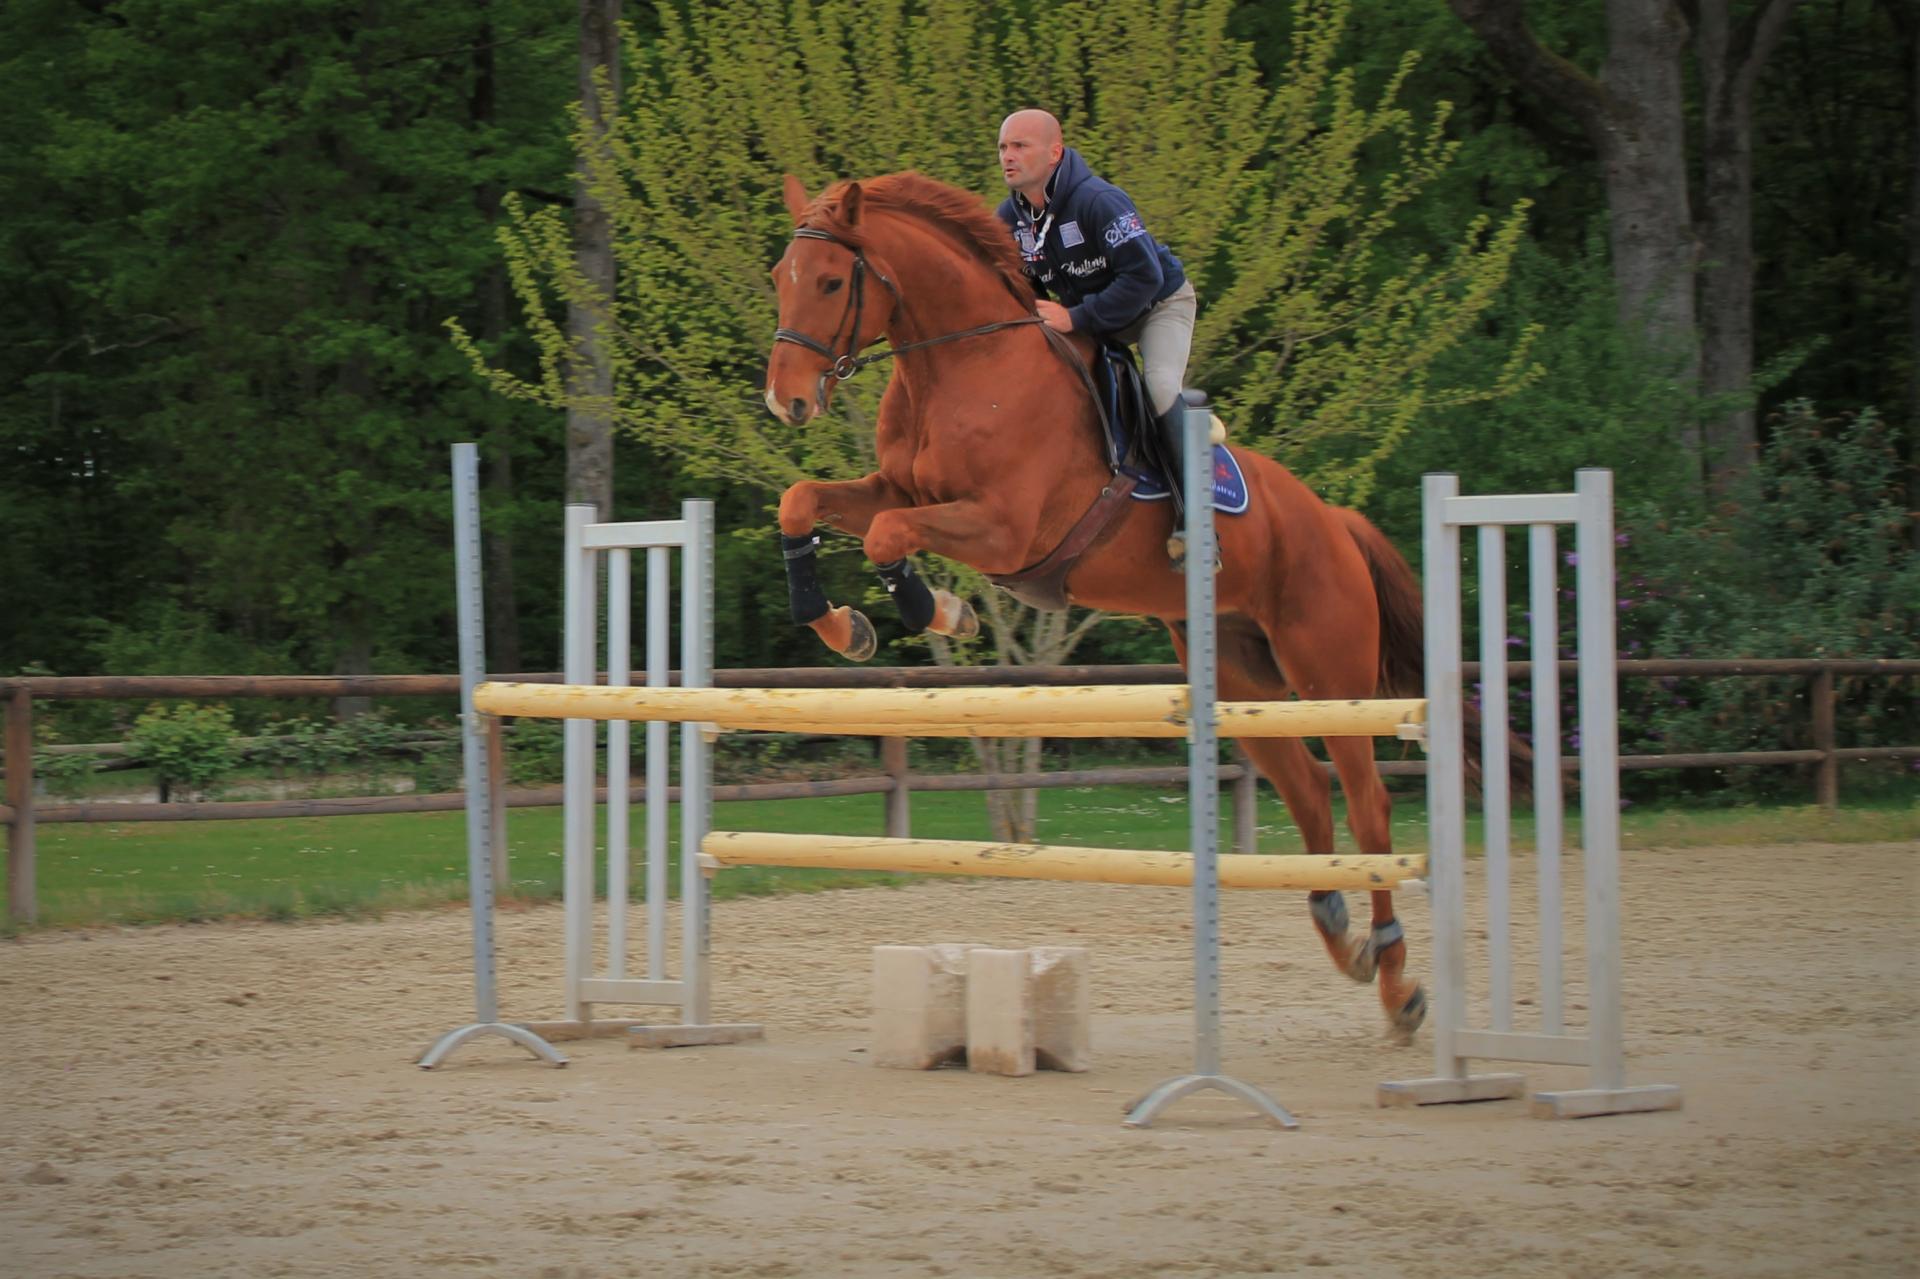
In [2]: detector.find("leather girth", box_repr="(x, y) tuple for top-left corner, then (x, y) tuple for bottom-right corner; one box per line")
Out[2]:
(986, 471), (1139, 612)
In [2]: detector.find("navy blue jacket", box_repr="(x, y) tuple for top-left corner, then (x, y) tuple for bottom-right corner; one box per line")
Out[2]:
(995, 147), (1186, 336)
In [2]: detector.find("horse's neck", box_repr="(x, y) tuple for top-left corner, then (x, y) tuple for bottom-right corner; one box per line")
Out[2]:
(875, 216), (1109, 514)
(874, 220), (1022, 340)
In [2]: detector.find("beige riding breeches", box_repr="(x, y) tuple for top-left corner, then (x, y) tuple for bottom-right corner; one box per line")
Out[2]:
(1113, 280), (1198, 416)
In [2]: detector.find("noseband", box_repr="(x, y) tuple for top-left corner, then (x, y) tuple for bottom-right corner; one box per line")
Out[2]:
(772, 225), (1042, 390)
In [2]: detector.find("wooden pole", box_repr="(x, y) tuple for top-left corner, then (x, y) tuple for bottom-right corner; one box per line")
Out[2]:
(880, 737), (911, 839)
(701, 831), (1425, 891)
(472, 681), (1427, 737)
(5, 689), (36, 926)
(1810, 669), (1837, 812)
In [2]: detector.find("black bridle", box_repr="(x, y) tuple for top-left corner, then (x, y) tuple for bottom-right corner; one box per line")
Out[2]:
(772, 226), (1042, 388)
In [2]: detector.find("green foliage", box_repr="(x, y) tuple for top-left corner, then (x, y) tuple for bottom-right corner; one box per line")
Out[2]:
(128, 703), (242, 800)
(1750, 0), (1913, 420)
(1365, 238), (1700, 537)
(31, 749), (101, 790)
(0, 0), (577, 679)
(504, 717), (566, 786)
(1612, 403), (1918, 800)
(254, 711), (414, 775)
(89, 602), (303, 684)
(1627, 405), (1915, 662)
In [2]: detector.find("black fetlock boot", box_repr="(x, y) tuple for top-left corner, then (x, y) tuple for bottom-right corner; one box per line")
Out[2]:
(1156, 403), (1220, 573)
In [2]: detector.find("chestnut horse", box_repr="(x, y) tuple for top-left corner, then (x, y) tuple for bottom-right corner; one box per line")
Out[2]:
(764, 172), (1427, 1036)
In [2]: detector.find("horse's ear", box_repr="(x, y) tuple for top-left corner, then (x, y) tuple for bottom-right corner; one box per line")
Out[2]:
(782, 174), (809, 222)
(841, 182), (863, 227)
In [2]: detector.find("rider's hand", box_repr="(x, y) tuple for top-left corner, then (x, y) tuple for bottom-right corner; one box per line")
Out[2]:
(1036, 300), (1074, 332)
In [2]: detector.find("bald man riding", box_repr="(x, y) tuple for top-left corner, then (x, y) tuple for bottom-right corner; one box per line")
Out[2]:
(994, 108), (1205, 568)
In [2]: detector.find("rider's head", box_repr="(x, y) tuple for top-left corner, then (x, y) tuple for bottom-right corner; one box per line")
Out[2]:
(998, 109), (1064, 205)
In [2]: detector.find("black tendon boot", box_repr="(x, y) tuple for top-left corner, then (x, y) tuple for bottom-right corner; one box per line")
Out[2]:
(1155, 402), (1220, 573)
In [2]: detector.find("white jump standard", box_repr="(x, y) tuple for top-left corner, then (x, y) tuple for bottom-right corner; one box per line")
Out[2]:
(422, 467), (762, 1064)
(1377, 470), (1682, 1119)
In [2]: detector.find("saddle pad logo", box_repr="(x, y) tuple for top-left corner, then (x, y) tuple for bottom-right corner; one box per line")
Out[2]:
(1127, 444), (1251, 516)
(1058, 220), (1084, 248)
(1104, 210), (1147, 247)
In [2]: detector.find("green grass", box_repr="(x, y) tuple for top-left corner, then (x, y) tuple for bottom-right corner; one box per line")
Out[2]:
(6, 786), (1912, 931)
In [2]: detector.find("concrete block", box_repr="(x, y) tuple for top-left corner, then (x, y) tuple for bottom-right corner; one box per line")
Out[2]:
(871, 944), (974, 1069)
(1028, 946), (1091, 1073)
(964, 948), (1036, 1076)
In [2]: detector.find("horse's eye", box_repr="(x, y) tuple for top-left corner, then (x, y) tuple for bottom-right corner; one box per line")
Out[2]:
(823, 278), (844, 295)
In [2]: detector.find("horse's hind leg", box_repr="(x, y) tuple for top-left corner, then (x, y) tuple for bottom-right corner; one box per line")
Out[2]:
(1264, 609), (1426, 1039)
(1323, 733), (1425, 1039)
(1233, 736), (1382, 984)
(1171, 619), (1378, 985)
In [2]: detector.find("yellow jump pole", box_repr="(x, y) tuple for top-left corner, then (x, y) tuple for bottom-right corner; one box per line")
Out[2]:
(700, 831), (1425, 892)
(472, 682), (1425, 739)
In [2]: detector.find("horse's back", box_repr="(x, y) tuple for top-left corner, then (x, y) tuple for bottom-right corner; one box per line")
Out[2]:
(1222, 445), (1374, 572)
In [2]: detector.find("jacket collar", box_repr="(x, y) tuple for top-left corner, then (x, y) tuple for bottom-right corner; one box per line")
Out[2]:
(1014, 146), (1088, 221)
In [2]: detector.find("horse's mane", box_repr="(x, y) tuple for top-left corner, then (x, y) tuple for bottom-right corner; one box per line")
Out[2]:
(808, 171), (1035, 308)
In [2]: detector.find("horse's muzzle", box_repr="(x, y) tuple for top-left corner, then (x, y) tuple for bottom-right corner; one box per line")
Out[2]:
(763, 382), (815, 426)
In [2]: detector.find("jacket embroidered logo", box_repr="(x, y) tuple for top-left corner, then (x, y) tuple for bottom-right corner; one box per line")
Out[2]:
(1103, 211), (1147, 247)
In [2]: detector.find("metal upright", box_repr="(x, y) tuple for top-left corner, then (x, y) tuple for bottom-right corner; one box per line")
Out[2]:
(1124, 391), (1297, 1130)
(418, 443), (567, 1069)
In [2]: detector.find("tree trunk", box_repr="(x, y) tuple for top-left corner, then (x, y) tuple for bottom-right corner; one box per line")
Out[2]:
(331, 614), (375, 721)
(474, 7), (522, 673)
(567, 0), (619, 517)
(1696, 0), (1806, 489)
(942, 600), (1101, 844)
(974, 735), (1042, 844)
(1908, 7), (1920, 498)
(1597, 0), (1697, 401)
(1450, 0), (1699, 448)
(331, 145), (379, 722)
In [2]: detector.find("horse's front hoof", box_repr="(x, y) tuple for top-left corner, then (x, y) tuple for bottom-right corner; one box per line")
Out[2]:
(928, 590), (979, 639)
(842, 607), (877, 662)
(1343, 939), (1381, 984)
(811, 605), (878, 662)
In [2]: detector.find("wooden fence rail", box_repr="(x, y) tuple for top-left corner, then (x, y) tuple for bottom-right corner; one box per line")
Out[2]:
(4, 659), (1915, 925)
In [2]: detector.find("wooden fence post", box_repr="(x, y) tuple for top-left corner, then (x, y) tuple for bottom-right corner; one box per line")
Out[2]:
(881, 737), (912, 838)
(1810, 669), (1837, 812)
(1232, 744), (1258, 855)
(486, 715), (510, 888)
(6, 689), (36, 926)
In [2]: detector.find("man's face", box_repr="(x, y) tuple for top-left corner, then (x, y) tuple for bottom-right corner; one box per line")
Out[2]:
(998, 119), (1061, 194)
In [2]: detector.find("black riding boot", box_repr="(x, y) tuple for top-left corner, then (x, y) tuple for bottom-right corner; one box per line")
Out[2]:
(1156, 403), (1220, 572)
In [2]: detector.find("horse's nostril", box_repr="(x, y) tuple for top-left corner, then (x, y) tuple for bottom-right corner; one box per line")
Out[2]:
(789, 398), (808, 421)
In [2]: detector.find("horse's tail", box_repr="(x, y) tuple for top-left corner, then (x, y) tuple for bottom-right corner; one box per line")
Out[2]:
(1334, 507), (1535, 798)
(1333, 508), (1424, 699)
